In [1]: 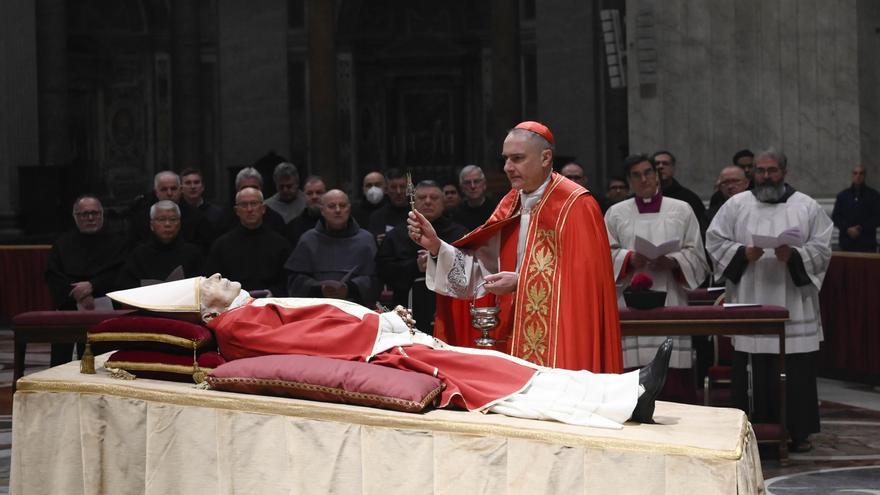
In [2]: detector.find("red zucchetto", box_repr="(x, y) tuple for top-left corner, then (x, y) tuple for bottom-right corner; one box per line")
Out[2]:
(514, 121), (555, 145)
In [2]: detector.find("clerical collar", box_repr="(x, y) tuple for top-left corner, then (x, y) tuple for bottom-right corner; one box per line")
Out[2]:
(635, 189), (662, 213)
(519, 175), (552, 214)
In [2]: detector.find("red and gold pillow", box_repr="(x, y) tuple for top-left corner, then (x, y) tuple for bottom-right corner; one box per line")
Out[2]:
(88, 316), (214, 355)
(104, 350), (226, 383)
(207, 354), (445, 413)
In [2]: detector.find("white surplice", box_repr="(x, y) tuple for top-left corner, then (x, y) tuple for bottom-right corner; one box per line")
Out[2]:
(605, 196), (709, 368)
(705, 190), (832, 354)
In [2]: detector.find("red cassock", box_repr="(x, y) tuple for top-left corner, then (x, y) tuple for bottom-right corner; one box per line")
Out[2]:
(208, 301), (536, 411)
(433, 173), (623, 373)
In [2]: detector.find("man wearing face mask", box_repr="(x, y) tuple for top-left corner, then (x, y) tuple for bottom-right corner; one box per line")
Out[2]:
(368, 168), (410, 244)
(352, 171), (388, 231)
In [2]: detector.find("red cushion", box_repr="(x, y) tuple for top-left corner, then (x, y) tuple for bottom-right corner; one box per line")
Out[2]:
(89, 316), (214, 354)
(207, 354), (445, 413)
(13, 309), (136, 327)
(105, 350), (225, 383)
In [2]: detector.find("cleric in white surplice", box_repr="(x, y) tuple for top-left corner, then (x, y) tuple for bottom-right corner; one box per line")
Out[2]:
(706, 147), (832, 452)
(605, 154), (708, 401)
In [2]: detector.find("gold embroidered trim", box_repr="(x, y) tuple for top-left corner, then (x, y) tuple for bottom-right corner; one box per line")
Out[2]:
(518, 228), (557, 365)
(104, 360), (214, 375)
(88, 332), (207, 349)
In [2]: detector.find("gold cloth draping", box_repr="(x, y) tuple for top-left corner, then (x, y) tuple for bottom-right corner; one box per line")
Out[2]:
(12, 356), (764, 494)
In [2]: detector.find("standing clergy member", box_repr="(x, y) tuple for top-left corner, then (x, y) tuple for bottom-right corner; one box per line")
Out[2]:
(706, 147), (832, 453)
(605, 154), (708, 401)
(408, 122), (622, 373)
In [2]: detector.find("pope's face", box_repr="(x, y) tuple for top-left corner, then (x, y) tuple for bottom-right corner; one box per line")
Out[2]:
(200, 273), (242, 314)
(502, 132), (552, 193)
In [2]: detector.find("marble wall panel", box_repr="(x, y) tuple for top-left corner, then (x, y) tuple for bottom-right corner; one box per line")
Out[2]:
(218, 0), (289, 174)
(627, 0), (863, 199)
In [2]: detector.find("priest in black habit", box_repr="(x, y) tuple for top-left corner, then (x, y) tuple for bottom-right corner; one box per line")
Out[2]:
(45, 195), (128, 365)
(367, 169), (411, 244)
(377, 180), (468, 334)
(283, 176), (326, 249)
(285, 189), (379, 307)
(204, 187), (292, 297)
(116, 201), (203, 289)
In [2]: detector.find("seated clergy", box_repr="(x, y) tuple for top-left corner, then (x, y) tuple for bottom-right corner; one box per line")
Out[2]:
(46, 194), (127, 365)
(107, 274), (674, 429)
(205, 187), (292, 296)
(377, 180), (467, 334)
(604, 154), (708, 402)
(285, 189), (378, 307)
(116, 200), (202, 289)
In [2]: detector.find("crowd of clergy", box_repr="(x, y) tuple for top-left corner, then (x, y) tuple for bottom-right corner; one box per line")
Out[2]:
(47, 143), (876, 454)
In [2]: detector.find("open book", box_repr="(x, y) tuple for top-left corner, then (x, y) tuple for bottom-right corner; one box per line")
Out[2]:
(634, 236), (680, 260)
(750, 227), (803, 249)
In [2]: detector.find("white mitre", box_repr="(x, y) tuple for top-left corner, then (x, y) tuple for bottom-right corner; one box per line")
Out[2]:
(107, 277), (204, 313)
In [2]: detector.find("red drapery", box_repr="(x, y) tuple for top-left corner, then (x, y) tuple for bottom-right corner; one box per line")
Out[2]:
(0, 245), (53, 322)
(818, 252), (880, 379)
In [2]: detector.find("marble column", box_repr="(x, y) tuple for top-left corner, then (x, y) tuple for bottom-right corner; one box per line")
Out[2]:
(36, 0), (69, 167)
(308, 0), (338, 185)
(0, 0), (39, 234)
(535, 1), (600, 182)
(490, 0), (521, 146)
(172, 0), (202, 170)
(217, 0), (289, 191)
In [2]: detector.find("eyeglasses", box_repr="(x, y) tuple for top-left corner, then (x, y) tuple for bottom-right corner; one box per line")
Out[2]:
(628, 168), (656, 181)
(74, 210), (102, 218)
(151, 216), (180, 224)
(236, 201), (263, 209)
(754, 167), (781, 176)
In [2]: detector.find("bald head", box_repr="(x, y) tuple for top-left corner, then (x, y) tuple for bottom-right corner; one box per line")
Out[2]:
(320, 189), (351, 231)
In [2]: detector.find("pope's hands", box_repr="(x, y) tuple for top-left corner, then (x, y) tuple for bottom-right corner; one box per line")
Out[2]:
(484, 271), (517, 295)
(407, 211), (441, 255)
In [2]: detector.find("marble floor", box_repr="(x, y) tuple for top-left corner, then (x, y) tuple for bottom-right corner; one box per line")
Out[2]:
(0, 328), (877, 493)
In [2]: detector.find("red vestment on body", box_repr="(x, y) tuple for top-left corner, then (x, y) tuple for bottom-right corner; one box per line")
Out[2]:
(433, 173), (623, 373)
(208, 301), (536, 411)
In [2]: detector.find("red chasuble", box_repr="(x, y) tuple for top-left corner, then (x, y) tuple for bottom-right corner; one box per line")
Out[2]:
(208, 301), (535, 410)
(433, 173), (623, 373)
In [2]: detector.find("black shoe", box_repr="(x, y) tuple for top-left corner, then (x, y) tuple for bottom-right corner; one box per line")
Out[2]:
(631, 338), (673, 424)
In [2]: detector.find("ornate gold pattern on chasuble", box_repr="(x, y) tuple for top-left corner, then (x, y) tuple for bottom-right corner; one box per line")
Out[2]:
(519, 229), (557, 365)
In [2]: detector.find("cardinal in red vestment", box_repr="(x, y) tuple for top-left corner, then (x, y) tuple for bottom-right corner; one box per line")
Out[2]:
(408, 121), (622, 373)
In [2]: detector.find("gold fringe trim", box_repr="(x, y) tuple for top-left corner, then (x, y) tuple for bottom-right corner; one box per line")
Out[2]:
(88, 332), (207, 349)
(16, 375), (748, 461)
(104, 360), (215, 379)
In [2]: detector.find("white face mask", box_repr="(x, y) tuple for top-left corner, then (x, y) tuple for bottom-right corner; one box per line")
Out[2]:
(365, 186), (384, 205)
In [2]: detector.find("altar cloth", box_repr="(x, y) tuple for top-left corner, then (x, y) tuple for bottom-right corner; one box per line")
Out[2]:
(11, 356), (764, 494)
